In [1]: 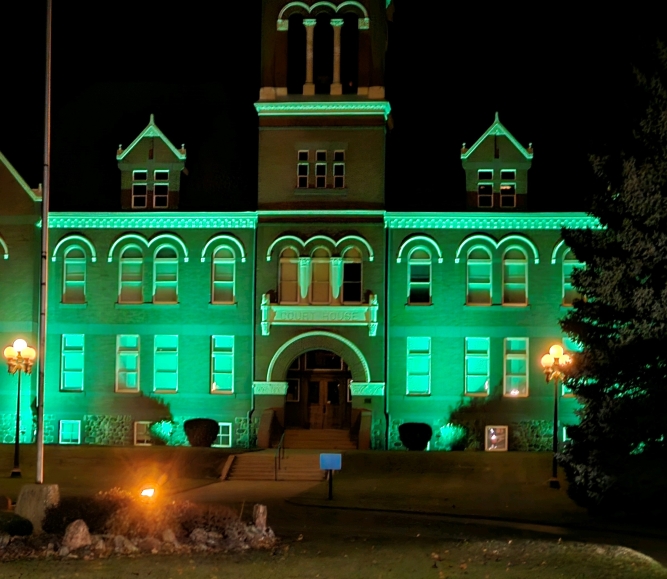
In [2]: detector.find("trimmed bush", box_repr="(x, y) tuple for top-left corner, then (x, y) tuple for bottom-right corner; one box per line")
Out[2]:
(0, 512), (33, 536)
(437, 423), (467, 451)
(149, 419), (175, 445)
(183, 418), (219, 447)
(398, 422), (432, 451)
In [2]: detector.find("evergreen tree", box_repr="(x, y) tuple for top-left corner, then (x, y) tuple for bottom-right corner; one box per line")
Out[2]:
(559, 48), (667, 516)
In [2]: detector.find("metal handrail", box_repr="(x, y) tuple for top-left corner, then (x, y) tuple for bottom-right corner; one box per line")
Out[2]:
(274, 431), (286, 481)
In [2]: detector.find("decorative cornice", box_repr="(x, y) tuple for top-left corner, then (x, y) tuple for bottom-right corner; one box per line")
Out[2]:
(385, 213), (601, 231)
(49, 213), (258, 230)
(254, 101), (391, 120)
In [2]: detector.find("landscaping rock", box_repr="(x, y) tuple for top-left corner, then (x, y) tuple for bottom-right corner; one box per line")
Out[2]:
(15, 484), (60, 534)
(91, 535), (106, 550)
(113, 535), (138, 554)
(0, 533), (10, 548)
(137, 537), (162, 552)
(58, 546), (69, 557)
(253, 504), (267, 531)
(63, 519), (91, 550)
(189, 528), (208, 544)
(162, 528), (178, 545)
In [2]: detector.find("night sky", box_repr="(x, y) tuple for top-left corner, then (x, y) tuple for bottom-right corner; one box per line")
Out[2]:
(1, 2), (665, 212)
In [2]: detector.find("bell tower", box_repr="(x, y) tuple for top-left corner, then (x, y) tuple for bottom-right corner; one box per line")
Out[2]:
(256, 0), (391, 210)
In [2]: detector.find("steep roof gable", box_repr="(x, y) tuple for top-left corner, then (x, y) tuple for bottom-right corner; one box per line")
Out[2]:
(0, 149), (42, 201)
(460, 112), (533, 161)
(116, 114), (186, 161)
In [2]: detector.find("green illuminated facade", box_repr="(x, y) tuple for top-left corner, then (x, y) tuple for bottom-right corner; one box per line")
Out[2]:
(0, 0), (587, 450)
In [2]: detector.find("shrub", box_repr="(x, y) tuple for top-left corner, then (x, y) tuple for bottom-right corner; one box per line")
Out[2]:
(0, 512), (33, 536)
(149, 419), (175, 445)
(398, 422), (432, 451)
(437, 423), (467, 451)
(183, 418), (219, 447)
(42, 488), (133, 535)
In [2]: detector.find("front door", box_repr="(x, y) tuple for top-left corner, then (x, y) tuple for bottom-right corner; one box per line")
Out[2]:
(308, 379), (346, 429)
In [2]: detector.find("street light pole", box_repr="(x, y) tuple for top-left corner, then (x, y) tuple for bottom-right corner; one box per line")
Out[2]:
(3, 339), (36, 478)
(540, 344), (571, 490)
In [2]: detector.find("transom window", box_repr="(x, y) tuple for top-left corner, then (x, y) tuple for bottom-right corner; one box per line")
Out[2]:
(153, 246), (178, 304)
(119, 246), (143, 304)
(63, 246), (86, 304)
(212, 246), (235, 304)
(467, 247), (492, 305)
(502, 248), (528, 305)
(408, 248), (431, 305)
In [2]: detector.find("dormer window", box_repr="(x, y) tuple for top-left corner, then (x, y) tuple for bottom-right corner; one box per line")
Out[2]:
(500, 184), (516, 208)
(153, 170), (169, 208)
(478, 170), (493, 180)
(500, 170), (516, 180)
(132, 171), (148, 208)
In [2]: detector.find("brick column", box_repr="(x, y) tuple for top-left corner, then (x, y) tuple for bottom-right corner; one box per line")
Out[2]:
(330, 19), (344, 95)
(303, 19), (317, 96)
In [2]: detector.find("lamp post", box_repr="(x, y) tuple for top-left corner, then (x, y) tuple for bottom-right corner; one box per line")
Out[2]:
(3, 339), (36, 478)
(540, 344), (571, 490)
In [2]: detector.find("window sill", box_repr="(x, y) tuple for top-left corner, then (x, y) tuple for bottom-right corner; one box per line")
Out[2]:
(60, 303), (87, 309)
(405, 303), (433, 308)
(503, 394), (529, 398)
(209, 303), (238, 309)
(59, 389), (84, 393)
(464, 304), (531, 310)
(115, 303), (181, 309)
(153, 390), (178, 395)
(294, 188), (347, 197)
(404, 393), (431, 397)
(115, 389), (140, 394)
(210, 391), (235, 396)
(465, 392), (489, 398)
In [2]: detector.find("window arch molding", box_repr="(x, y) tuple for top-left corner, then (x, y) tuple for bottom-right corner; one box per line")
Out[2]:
(0, 236), (8, 260)
(550, 238), (573, 265)
(107, 233), (188, 263)
(277, 1), (369, 30)
(52, 234), (97, 263)
(201, 234), (246, 263)
(267, 234), (374, 262)
(455, 233), (539, 264)
(396, 235), (443, 264)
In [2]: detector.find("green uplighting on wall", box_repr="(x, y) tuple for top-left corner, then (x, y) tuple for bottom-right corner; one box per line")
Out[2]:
(254, 101), (391, 119)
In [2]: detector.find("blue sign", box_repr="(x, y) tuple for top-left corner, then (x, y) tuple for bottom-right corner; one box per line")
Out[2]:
(320, 453), (342, 470)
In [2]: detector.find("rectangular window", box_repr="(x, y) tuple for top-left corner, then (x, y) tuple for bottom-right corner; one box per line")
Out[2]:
(63, 251), (86, 304)
(465, 337), (489, 396)
(119, 256), (143, 304)
(477, 184), (493, 208)
(279, 260), (299, 303)
(316, 150), (327, 162)
(212, 258), (235, 304)
(132, 170), (147, 209)
(406, 337), (431, 395)
(315, 163), (327, 188)
(504, 338), (528, 397)
(134, 421), (152, 446)
(154, 335), (178, 392)
(478, 169), (493, 180)
(467, 250), (492, 305)
(213, 422), (232, 448)
(342, 262), (362, 303)
(310, 260), (331, 304)
(500, 184), (516, 207)
(59, 420), (81, 445)
(153, 260), (178, 303)
(500, 170), (516, 180)
(211, 335), (234, 393)
(408, 261), (431, 304)
(562, 253), (582, 306)
(333, 150), (345, 188)
(297, 162), (309, 188)
(116, 335), (140, 392)
(61, 334), (84, 392)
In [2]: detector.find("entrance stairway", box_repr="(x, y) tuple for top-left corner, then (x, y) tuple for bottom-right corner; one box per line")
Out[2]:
(223, 452), (326, 481)
(283, 428), (357, 450)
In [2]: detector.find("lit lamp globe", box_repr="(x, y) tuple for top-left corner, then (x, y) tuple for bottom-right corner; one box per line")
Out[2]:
(541, 354), (554, 369)
(13, 339), (27, 354)
(549, 344), (564, 359)
(3, 346), (17, 360)
(22, 347), (36, 361)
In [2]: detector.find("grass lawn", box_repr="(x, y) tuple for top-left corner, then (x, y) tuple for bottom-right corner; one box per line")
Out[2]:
(0, 536), (665, 578)
(0, 444), (234, 501)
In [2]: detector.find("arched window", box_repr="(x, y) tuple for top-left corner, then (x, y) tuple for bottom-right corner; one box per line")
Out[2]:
(467, 247), (492, 305)
(342, 247), (362, 304)
(562, 249), (582, 306)
(311, 248), (331, 304)
(408, 248), (431, 305)
(63, 246), (86, 304)
(502, 247), (528, 305)
(212, 246), (235, 304)
(153, 246), (178, 304)
(280, 248), (299, 304)
(118, 246), (144, 304)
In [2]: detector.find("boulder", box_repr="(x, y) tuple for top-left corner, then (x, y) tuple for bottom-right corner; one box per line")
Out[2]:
(113, 535), (139, 554)
(253, 504), (267, 532)
(162, 528), (178, 545)
(0, 533), (10, 548)
(137, 537), (162, 552)
(63, 519), (91, 550)
(15, 484), (60, 533)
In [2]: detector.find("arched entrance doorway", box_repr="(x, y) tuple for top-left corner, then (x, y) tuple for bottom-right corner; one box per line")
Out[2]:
(285, 350), (352, 429)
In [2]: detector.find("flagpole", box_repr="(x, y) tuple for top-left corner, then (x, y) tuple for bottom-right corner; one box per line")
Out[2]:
(36, 0), (52, 485)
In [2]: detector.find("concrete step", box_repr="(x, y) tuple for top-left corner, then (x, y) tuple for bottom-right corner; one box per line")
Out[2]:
(225, 453), (327, 481)
(284, 429), (357, 450)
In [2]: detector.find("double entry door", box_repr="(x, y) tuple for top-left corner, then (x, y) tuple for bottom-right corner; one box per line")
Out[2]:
(307, 378), (348, 429)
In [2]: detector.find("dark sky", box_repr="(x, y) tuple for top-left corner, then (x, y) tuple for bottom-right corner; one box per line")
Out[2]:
(1, 2), (665, 212)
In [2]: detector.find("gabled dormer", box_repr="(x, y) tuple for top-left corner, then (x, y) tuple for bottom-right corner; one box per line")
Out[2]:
(461, 113), (533, 211)
(116, 115), (186, 211)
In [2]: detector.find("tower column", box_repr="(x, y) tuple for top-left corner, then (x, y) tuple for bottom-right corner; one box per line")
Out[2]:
(303, 19), (317, 96)
(330, 19), (344, 96)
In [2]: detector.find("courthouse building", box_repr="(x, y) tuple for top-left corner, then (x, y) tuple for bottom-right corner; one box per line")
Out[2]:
(0, 0), (596, 451)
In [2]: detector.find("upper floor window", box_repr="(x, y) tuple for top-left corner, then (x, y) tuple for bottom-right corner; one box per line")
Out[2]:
(477, 170), (493, 208)
(211, 246), (235, 304)
(63, 246), (86, 304)
(562, 249), (582, 306)
(132, 170), (148, 208)
(465, 337), (490, 396)
(61, 334), (84, 392)
(154, 335), (178, 392)
(467, 247), (492, 305)
(500, 184), (516, 208)
(211, 335), (234, 394)
(333, 150), (346, 188)
(116, 334), (140, 392)
(408, 248), (431, 305)
(153, 246), (178, 304)
(406, 337), (431, 395)
(279, 248), (299, 304)
(504, 337), (528, 397)
(310, 248), (331, 304)
(153, 170), (169, 208)
(297, 150), (309, 188)
(315, 150), (327, 188)
(502, 248), (528, 305)
(118, 246), (143, 304)
(342, 247), (362, 303)
(295, 149), (347, 189)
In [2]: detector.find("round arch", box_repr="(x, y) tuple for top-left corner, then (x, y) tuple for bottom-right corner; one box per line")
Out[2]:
(267, 331), (371, 383)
